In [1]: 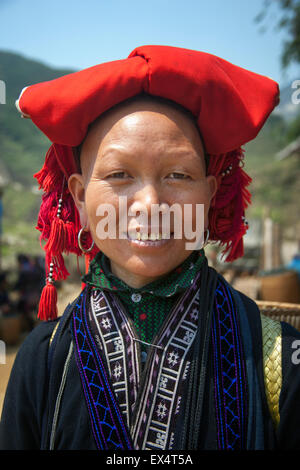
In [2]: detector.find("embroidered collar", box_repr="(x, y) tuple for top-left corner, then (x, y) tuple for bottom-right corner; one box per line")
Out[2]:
(83, 249), (205, 297)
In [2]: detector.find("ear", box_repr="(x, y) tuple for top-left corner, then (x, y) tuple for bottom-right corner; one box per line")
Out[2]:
(206, 175), (218, 207)
(68, 173), (90, 230)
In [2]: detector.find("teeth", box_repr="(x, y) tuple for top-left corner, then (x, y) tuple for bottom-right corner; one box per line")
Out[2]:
(150, 233), (160, 240)
(129, 232), (163, 241)
(141, 233), (161, 241)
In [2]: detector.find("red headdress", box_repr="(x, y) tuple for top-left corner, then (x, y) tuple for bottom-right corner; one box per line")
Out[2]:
(15, 45), (279, 321)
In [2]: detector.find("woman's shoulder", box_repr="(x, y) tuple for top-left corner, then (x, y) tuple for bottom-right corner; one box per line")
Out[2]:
(18, 318), (60, 357)
(22, 293), (82, 352)
(215, 270), (261, 321)
(15, 292), (79, 367)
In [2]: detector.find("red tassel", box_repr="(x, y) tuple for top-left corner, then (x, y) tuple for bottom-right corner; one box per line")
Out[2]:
(38, 281), (58, 321)
(44, 217), (66, 256)
(65, 221), (76, 253)
(45, 252), (70, 281)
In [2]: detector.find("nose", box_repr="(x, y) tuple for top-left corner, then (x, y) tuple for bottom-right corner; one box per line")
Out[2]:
(128, 183), (162, 230)
(130, 182), (161, 213)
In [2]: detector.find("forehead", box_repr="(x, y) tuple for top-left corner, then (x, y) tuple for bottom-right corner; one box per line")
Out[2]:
(79, 96), (205, 172)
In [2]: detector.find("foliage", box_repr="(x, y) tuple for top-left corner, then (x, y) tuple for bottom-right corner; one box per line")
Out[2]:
(285, 112), (300, 140)
(256, 0), (300, 69)
(244, 113), (300, 227)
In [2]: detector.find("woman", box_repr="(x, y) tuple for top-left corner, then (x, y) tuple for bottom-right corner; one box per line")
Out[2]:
(1, 45), (299, 450)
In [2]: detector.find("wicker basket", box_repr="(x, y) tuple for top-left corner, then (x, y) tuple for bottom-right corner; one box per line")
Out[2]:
(256, 300), (300, 331)
(0, 314), (22, 346)
(259, 270), (300, 303)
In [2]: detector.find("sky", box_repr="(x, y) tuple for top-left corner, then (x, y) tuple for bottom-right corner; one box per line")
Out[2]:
(0, 0), (300, 88)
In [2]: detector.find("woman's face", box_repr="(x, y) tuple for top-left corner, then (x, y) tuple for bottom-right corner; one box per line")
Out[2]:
(69, 98), (217, 288)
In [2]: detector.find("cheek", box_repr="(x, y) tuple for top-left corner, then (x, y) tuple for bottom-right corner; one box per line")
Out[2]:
(182, 187), (212, 234)
(85, 182), (120, 232)
(171, 186), (211, 216)
(163, 186), (210, 240)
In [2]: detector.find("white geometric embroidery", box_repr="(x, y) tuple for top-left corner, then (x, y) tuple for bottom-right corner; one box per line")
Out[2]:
(169, 432), (175, 449)
(113, 338), (123, 351)
(183, 330), (195, 344)
(175, 396), (182, 414)
(190, 308), (198, 321)
(113, 362), (122, 380)
(155, 432), (166, 447)
(167, 350), (179, 367)
(101, 317), (112, 330)
(156, 402), (168, 420)
(182, 361), (190, 380)
(159, 375), (168, 389)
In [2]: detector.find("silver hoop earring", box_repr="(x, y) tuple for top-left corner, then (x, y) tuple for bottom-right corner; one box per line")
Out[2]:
(78, 227), (95, 253)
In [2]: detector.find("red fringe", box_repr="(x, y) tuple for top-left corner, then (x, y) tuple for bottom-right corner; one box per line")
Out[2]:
(44, 217), (66, 256)
(45, 252), (70, 281)
(65, 221), (76, 253)
(34, 145), (63, 192)
(38, 281), (58, 321)
(207, 147), (252, 262)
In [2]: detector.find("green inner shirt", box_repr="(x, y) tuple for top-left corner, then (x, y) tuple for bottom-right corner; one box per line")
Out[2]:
(83, 249), (205, 353)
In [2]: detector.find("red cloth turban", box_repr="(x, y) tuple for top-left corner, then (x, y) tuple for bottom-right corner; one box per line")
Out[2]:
(15, 45), (279, 320)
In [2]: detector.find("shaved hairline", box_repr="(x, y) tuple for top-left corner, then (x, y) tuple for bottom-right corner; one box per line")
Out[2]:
(73, 93), (209, 174)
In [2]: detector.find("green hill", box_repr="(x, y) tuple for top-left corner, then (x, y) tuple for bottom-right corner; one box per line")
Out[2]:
(0, 50), (74, 186)
(0, 51), (75, 260)
(0, 50), (299, 262)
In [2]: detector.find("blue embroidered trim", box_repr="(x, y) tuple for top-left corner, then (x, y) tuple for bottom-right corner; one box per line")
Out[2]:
(212, 278), (248, 450)
(71, 288), (133, 450)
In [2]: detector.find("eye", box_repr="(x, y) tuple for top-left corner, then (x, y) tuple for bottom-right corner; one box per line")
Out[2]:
(167, 172), (191, 180)
(106, 171), (131, 179)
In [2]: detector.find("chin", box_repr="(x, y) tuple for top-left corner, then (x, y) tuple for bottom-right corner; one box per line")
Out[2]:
(98, 240), (189, 280)
(128, 262), (173, 279)
(122, 251), (186, 278)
